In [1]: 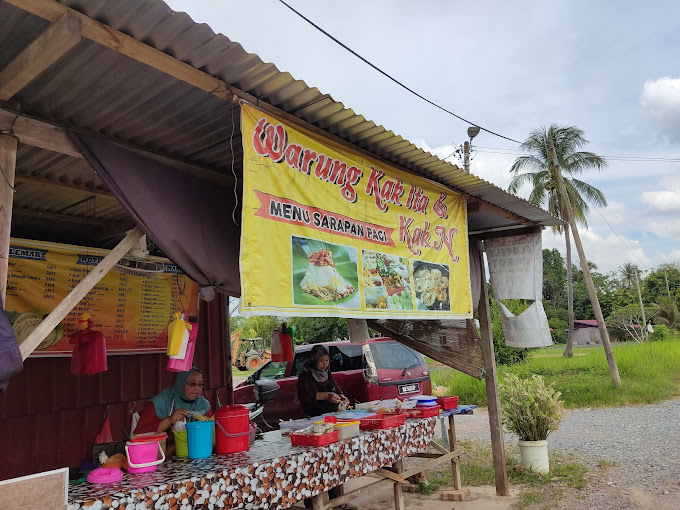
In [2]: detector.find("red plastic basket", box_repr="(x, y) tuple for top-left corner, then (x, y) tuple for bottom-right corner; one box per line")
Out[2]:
(437, 396), (459, 410)
(290, 430), (339, 446)
(411, 405), (441, 418)
(359, 413), (406, 430)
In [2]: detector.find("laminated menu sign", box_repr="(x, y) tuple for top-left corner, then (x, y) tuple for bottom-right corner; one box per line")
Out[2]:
(4, 238), (199, 356)
(239, 104), (472, 319)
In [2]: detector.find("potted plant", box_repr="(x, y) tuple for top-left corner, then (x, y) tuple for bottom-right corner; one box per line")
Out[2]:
(499, 373), (565, 473)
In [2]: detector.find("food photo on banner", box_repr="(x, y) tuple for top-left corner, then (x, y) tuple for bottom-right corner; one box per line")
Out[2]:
(239, 104), (472, 320)
(4, 238), (199, 356)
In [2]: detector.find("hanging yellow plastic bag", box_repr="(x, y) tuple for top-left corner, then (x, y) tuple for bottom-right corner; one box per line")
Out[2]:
(167, 313), (188, 356)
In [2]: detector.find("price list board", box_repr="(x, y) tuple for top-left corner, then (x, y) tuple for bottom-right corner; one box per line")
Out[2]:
(5, 238), (199, 356)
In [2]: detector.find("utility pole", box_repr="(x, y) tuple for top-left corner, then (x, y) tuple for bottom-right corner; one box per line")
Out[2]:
(634, 270), (648, 343)
(664, 269), (671, 299)
(464, 126), (480, 173)
(548, 139), (622, 387)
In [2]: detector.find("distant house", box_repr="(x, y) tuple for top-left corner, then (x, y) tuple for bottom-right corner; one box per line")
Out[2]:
(570, 319), (640, 345)
(572, 320), (602, 345)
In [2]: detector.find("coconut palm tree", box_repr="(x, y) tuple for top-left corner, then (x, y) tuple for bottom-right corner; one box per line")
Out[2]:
(508, 125), (607, 358)
(618, 262), (640, 290)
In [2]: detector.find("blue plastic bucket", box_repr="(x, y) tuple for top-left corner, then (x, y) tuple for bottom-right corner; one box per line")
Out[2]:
(186, 421), (214, 459)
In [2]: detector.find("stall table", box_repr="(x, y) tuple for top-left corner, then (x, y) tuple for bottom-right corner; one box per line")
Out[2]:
(67, 417), (437, 510)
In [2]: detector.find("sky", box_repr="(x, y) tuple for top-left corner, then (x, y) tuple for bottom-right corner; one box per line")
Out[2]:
(166, 0), (680, 276)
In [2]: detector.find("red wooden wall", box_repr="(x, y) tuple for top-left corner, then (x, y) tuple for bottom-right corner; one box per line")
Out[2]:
(0, 295), (231, 481)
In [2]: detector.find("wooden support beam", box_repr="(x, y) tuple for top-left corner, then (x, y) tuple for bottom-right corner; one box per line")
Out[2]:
(13, 207), (131, 229)
(0, 134), (18, 302)
(3, 0), (237, 103)
(0, 108), (82, 158)
(477, 243), (510, 496)
(0, 13), (81, 101)
(15, 174), (113, 197)
(0, 107), (233, 185)
(19, 227), (143, 359)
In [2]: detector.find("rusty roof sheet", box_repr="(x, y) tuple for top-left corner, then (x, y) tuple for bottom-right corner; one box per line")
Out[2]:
(1, 0), (561, 235)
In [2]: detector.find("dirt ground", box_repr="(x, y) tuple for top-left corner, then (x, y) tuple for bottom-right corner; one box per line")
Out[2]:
(324, 476), (519, 510)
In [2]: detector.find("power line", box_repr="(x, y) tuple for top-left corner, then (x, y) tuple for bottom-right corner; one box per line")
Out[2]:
(474, 146), (680, 163)
(585, 201), (651, 271)
(277, 0), (522, 145)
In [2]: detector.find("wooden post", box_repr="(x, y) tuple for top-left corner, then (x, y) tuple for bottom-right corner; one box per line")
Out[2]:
(0, 134), (17, 302)
(548, 140), (622, 387)
(393, 459), (405, 510)
(477, 244), (510, 496)
(19, 227), (143, 359)
(448, 414), (461, 490)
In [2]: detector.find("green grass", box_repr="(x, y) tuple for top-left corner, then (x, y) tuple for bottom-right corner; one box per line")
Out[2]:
(232, 368), (256, 378)
(431, 336), (680, 408)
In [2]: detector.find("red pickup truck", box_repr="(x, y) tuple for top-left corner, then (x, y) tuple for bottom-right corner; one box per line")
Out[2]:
(233, 337), (432, 424)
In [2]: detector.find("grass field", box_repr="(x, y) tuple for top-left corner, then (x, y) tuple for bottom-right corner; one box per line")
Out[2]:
(430, 336), (680, 408)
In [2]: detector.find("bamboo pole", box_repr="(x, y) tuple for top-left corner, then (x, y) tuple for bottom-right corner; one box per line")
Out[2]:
(548, 139), (621, 387)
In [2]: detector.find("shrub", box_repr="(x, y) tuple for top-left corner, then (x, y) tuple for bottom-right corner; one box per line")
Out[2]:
(548, 318), (568, 344)
(499, 374), (565, 441)
(650, 324), (670, 342)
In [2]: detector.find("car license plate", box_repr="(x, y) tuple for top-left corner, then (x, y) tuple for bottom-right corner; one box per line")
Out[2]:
(398, 383), (419, 395)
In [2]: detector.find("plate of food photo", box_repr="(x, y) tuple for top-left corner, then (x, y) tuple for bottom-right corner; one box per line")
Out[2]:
(292, 237), (359, 307)
(412, 261), (450, 311)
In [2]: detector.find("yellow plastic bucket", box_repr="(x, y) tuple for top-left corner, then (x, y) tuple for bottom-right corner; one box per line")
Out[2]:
(174, 429), (188, 458)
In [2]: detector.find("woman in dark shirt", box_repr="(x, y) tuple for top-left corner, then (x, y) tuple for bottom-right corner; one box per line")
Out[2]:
(297, 345), (356, 509)
(297, 344), (349, 417)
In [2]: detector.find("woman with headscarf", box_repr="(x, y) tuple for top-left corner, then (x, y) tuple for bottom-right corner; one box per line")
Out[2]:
(135, 367), (211, 435)
(297, 344), (349, 417)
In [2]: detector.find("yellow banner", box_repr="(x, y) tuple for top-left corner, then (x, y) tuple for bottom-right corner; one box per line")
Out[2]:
(240, 104), (471, 319)
(5, 238), (199, 356)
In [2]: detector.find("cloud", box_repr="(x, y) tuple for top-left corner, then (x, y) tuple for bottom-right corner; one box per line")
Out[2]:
(542, 228), (649, 274)
(641, 189), (680, 212)
(640, 77), (680, 142)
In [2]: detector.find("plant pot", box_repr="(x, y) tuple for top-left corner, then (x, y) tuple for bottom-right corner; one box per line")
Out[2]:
(518, 440), (550, 473)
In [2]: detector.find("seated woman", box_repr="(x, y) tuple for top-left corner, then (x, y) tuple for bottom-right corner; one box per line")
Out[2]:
(135, 367), (211, 435)
(297, 344), (349, 417)
(298, 345), (356, 510)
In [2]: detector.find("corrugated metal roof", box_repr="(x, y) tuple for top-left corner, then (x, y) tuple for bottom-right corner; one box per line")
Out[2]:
(0, 0), (561, 243)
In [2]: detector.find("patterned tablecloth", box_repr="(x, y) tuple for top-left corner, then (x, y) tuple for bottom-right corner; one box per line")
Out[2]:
(68, 417), (436, 510)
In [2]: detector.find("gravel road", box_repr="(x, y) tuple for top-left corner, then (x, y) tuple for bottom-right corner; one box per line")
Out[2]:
(446, 398), (680, 509)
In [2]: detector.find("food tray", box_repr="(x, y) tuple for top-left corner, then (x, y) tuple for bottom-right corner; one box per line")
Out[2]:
(437, 396), (459, 410)
(280, 418), (314, 436)
(359, 413), (406, 430)
(410, 405), (441, 418)
(290, 430), (339, 446)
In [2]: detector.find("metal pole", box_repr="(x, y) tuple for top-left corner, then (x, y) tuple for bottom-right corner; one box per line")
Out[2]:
(664, 269), (671, 299)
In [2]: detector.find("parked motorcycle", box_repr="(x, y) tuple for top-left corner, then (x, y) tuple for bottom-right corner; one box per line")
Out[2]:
(244, 379), (280, 433)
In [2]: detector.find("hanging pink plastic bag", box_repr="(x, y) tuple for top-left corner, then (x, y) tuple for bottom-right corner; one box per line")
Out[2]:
(70, 313), (107, 375)
(167, 322), (199, 372)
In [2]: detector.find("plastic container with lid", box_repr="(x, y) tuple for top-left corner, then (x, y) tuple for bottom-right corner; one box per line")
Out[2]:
(215, 405), (250, 454)
(437, 396), (459, 410)
(280, 418), (315, 436)
(334, 420), (360, 440)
